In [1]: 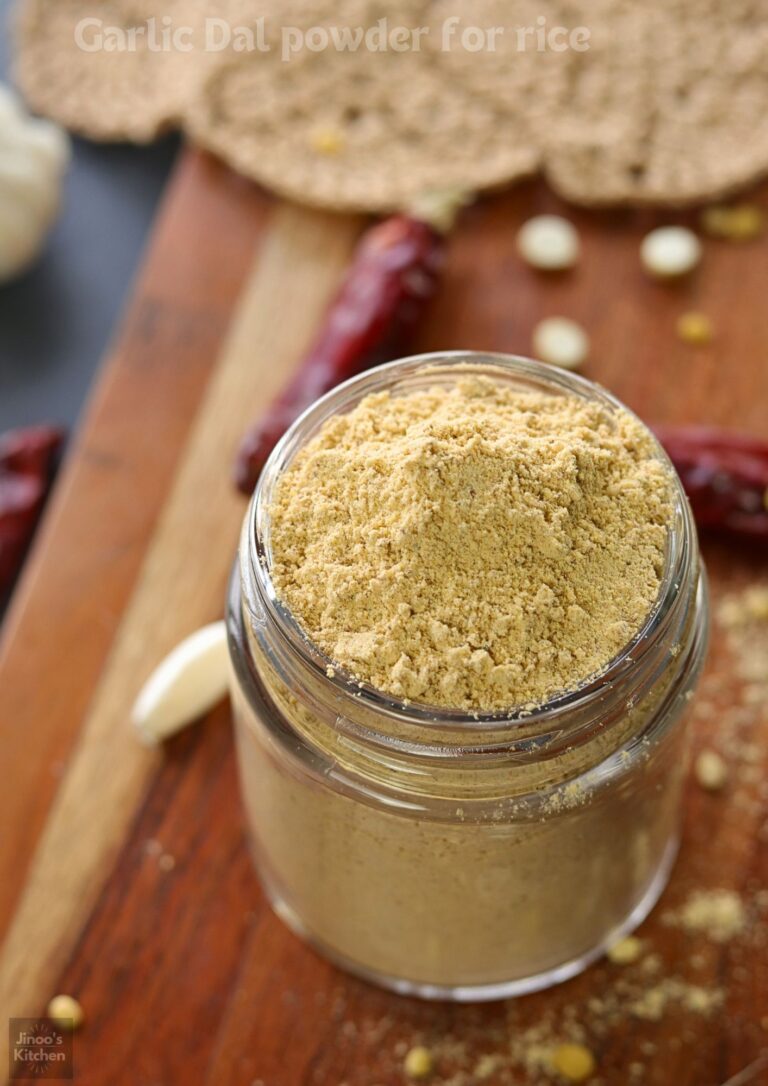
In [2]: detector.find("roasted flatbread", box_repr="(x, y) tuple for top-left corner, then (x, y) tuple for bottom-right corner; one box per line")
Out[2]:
(14, 0), (768, 208)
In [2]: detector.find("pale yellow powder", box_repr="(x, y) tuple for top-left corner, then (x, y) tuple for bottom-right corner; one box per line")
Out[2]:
(664, 890), (746, 943)
(269, 376), (672, 711)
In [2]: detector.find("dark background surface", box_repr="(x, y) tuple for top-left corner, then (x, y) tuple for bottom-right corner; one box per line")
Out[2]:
(0, 0), (178, 433)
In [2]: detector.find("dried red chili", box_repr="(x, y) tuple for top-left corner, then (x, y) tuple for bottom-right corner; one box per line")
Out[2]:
(0, 424), (64, 479)
(234, 214), (445, 494)
(0, 473), (45, 592)
(0, 424), (65, 597)
(655, 425), (768, 539)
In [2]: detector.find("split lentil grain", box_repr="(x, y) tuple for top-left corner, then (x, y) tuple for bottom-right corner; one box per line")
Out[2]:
(606, 934), (644, 965)
(695, 749), (728, 791)
(46, 994), (84, 1030)
(677, 312), (714, 345)
(701, 204), (765, 241)
(404, 1046), (434, 1079)
(552, 1043), (596, 1082)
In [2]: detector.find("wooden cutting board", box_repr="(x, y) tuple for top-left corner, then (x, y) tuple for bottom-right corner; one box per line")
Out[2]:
(0, 148), (766, 1086)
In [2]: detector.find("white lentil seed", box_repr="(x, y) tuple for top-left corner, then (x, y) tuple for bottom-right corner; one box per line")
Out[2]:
(532, 317), (589, 370)
(517, 215), (580, 270)
(640, 226), (702, 278)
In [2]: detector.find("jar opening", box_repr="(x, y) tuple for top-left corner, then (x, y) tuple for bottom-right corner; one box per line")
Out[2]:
(243, 352), (698, 745)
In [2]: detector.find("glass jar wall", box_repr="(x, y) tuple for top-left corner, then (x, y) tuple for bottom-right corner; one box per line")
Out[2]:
(227, 353), (708, 1001)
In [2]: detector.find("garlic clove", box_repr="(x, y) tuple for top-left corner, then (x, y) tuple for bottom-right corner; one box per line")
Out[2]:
(131, 621), (230, 746)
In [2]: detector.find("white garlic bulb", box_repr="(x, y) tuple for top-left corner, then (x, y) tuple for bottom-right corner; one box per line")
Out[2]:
(0, 84), (70, 283)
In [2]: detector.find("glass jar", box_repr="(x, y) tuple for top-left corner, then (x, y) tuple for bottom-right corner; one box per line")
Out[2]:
(227, 352), (708, 1001)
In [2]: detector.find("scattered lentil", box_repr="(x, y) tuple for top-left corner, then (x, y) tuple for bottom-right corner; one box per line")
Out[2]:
(606, 935), (643, 965)
(532, 316), (590, 370)
(552, 1043), (596, 1082)
(517, 215), (580, 270)
(640, 226), (702, 278)
(695, 749), (729, 791)
(47, 994), (84, 1030)
(701, 204), (765, 241)
(355, 960), (725, 1085)
(404, 1045), (434, 1079)
(677, 312), (714, 345)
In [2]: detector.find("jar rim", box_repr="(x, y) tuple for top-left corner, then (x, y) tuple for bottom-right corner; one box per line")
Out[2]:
(243, 351), (697, 737)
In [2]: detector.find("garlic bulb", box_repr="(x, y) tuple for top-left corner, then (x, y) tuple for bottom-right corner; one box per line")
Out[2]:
(0, 84), (70, 283)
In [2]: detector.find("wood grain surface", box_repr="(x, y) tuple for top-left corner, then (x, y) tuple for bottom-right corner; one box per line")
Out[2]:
(0, 151), (766, 1086)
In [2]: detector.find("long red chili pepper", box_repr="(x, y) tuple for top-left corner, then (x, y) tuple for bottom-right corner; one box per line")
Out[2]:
(0, 424), (65, 477)
(655, 425), (768, 539)
(0, 424), (65, 596)
(234, 214), (445, 494)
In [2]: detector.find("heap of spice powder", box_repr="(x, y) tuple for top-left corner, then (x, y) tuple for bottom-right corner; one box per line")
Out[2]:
(269, 376), (672, 711)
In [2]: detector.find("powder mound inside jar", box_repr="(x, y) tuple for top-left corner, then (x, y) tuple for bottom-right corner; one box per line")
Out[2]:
(269, 376), (673, 711)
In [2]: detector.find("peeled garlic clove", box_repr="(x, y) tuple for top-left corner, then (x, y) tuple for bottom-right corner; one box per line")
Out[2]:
(532, 316), (589, 370)
(640, 226), (701, 278)
(517, 214), (580, 270)
(132, 621), (229, 746)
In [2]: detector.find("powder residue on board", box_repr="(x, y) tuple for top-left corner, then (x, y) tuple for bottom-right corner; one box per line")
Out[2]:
(663, 889), (747, 943)
(269, 375), (672, 710)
